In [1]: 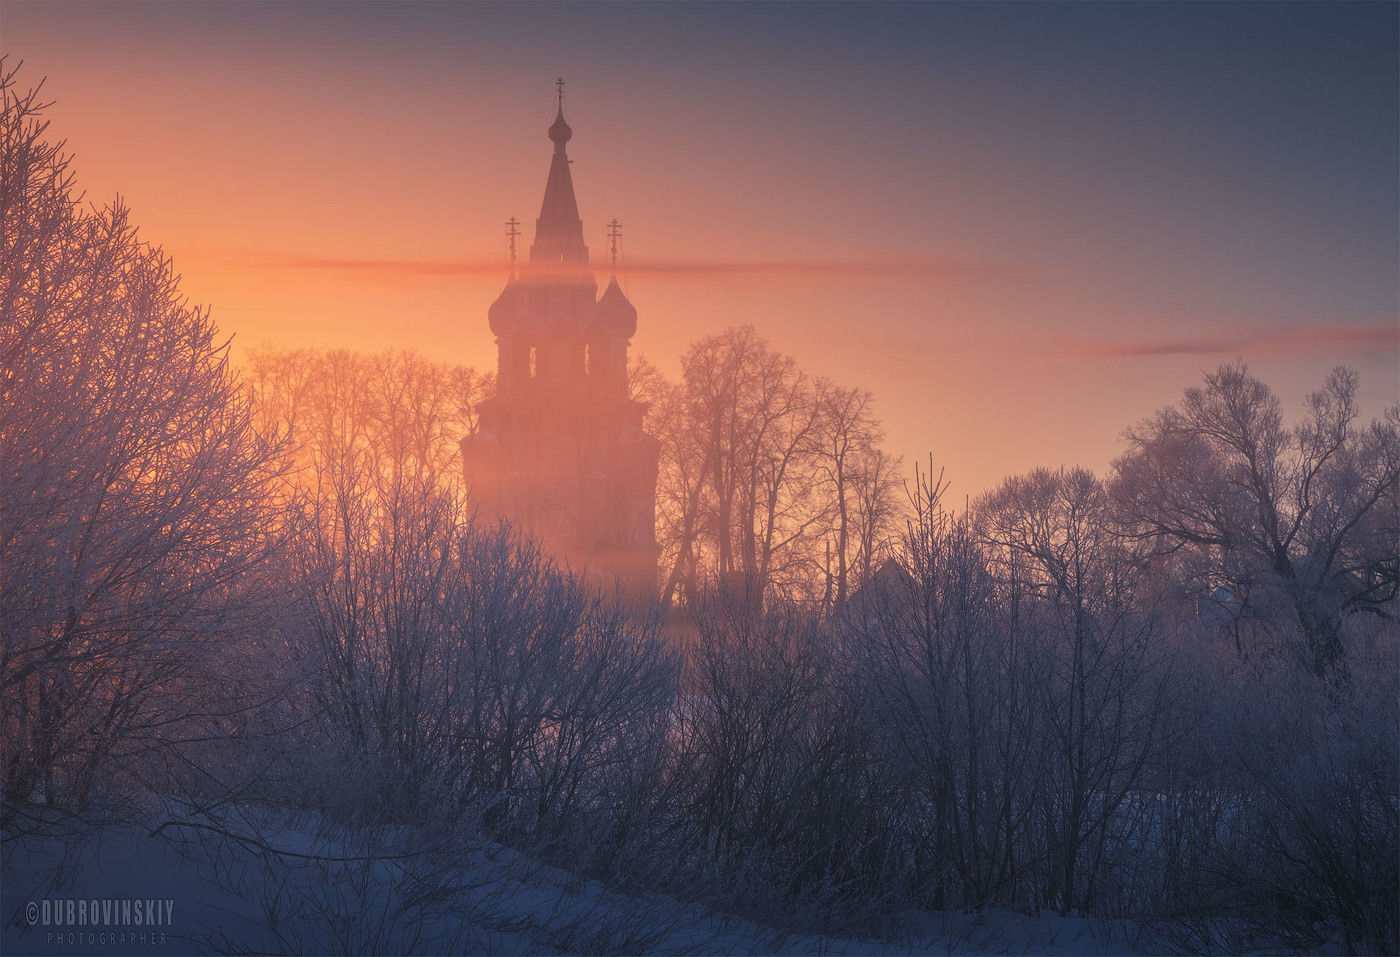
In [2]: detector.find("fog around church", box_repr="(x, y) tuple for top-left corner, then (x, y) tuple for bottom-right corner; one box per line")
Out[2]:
(2, 4), (1397, 955)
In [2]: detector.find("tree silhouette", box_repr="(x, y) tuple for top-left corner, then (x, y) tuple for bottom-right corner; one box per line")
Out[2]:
(0, 64), (287, 835)
(1113, 362), (1399, 675)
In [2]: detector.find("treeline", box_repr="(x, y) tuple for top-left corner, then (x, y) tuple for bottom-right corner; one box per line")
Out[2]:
(248, 326), (906, 618)
(248, 359), (1398, 949)
(245, 346), (493, 490)
(4, 64), (1398, 954)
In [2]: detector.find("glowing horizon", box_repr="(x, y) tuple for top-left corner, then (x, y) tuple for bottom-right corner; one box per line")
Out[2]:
(7, 1), (1396, 499)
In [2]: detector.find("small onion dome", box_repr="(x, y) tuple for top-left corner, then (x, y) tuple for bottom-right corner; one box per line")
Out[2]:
(597, 276), (637, 338)
(488, 281), (521, 336)
(548, 106), (572, 147)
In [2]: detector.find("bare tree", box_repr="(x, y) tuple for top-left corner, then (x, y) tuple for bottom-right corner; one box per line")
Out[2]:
(1113, 362), (1399, 675)
(654, 326), (903, 610)
(680, 326), (819, 598)
(289, 452), (676, 837)
(674, 590), (890, 931)
(977, 466), (1172, 914)
(848, 445), (905, 594)
(245, 345), (493, 498)
(652, 375), (712, 610)
(0, 64), (288, 836)
(811, 382), (904, 614)
(845, 466), (1038, 911)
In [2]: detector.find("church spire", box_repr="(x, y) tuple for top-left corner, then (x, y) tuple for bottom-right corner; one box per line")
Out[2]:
(531, 78), (588, 265)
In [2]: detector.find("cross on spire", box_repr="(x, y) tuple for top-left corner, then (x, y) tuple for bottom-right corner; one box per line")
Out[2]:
(607, 219), (622, 272)
(506, 217), (521, 276)
(556, 77), (565, 101)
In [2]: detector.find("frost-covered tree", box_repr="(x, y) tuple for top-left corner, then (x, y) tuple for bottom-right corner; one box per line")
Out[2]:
(244, 345), (493, 493)
(0, 64), (286, 835)
(650, 326), (904, 610)
(977, 466), (1172, 914)
(1113, 362), (1399, 675)
(289, 454), (675, 836)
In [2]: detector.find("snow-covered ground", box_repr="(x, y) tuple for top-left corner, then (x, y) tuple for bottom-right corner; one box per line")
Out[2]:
(4, 811), (1152, 955)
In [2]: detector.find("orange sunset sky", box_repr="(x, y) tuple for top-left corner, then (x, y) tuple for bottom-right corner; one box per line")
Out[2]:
(6, 2), (1397, 498)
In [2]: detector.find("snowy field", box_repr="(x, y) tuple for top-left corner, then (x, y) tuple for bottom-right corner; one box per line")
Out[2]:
(4, 810), (1154, 956)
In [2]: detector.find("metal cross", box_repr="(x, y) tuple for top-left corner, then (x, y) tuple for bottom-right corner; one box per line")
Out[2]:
(556, 77), (565, 100)
(607, 219), (622, 270)
(506, 217), (521, 275)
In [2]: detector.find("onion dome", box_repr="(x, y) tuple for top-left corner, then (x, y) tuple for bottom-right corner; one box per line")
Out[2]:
(596, 276), (637, 338)
(548, 105), (572, 150)
(488, 281), (521, 336)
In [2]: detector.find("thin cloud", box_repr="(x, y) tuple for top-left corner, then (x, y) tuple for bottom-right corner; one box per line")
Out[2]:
(231, 251), (1014, 284)
(1078, 323), (1399, 359)
(614, 258), (1008, 282)
(240, 254), (502, 278)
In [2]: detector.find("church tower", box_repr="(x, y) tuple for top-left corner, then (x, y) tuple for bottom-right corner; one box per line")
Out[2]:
(462, 82), (660, 599)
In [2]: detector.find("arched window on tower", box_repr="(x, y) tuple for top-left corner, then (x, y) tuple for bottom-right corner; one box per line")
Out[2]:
(583, 342), (591, 377)
(529, 345), (537, 378)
